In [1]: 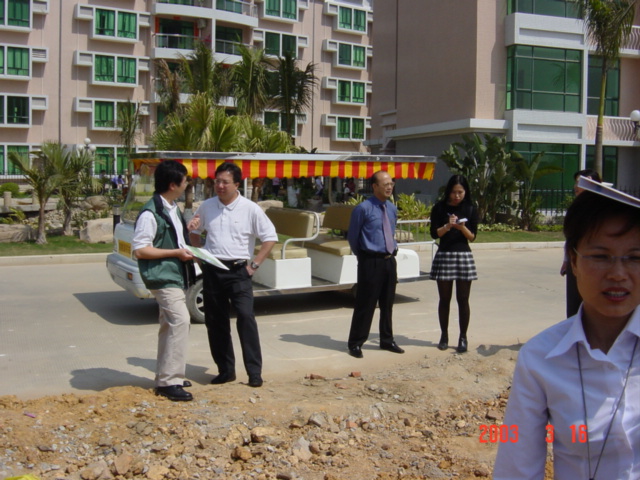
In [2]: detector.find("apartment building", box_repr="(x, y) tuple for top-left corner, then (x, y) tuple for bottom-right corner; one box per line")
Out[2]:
(369, 0), (640, 200)
(0, 0), (373, 179)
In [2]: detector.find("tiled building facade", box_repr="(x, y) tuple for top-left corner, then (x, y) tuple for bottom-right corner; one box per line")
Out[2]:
(369, 0), (640, 200)
(0, 0), (373, 179)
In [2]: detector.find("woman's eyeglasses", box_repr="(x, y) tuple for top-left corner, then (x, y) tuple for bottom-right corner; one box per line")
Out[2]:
(574, 248), (640, 271)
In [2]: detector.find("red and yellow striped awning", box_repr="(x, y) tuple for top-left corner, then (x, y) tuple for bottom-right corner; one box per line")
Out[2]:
(133, 153), (436, 181)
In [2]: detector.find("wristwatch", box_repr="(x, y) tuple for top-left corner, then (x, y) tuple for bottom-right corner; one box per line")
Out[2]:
(250, 261), (260, 269)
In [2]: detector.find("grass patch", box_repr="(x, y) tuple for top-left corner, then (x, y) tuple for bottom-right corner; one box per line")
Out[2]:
(475, 230), (564, 243)
(0, 235), (113, 256)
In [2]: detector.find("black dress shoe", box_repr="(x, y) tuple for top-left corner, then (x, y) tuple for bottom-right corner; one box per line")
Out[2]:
(183, 380), (192, 388)
(155, 385), (193, 402)
(248, 375), (263, 388)
(437, 335), (449, 351)
(210, 372), (236, 385)
(457, 337), (468, 353)
(348, 345), (363, 358)
(380, 342), (405, 354)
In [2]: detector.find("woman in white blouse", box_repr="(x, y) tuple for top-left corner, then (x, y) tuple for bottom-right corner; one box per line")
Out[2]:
(494, 180), (640, 480)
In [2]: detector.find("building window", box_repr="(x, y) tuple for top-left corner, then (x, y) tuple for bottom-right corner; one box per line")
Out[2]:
(586, 145), (617, 184)
(94, 147), (115, 176)
(217, 0), (243, 14)
(117, 12), (137, 39)
(95, 9), (115, 36)
(6, 145), (29, 174)
(5, 0), (30, 27)
(157, 19), (195, 50)
(337, 80), (365, 104)
(264, 111), (296, 135)
(265, 32), (297, 57)
(507, 45), (581, 112)
(95, 55), (115, 82)
(265, 0), (297, 20)
(95, 9), (138, 39)
(94, 55), (137, 87)
(338, 43), (366, 68)
(338, 6), (367, 33)
(508, 0), (581, 18)
(7, 46), (28, 76)
(337, 117), (365, 140)
(95, 101), (115, 128)
(6, 96), (28, 124)
(117, 57), (136, 84)
(511, 142), (579, 190)
(587, 56), (619, 116)
(216, 26), (243, 55)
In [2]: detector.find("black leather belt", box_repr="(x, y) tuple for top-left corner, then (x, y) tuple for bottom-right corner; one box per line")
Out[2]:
(360, 251), (396, 259)
(218, 259), (248, 269)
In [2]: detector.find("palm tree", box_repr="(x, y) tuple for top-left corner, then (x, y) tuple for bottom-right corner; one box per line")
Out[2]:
(179, 40), (232, 103)
(270, 51), (317, 137)
(231, 44), (271, 117)
(155, 59), (183, 117)
(116, 99), (142, 191)
(580, 0), (636, 176)
(9, 144), (64, 244)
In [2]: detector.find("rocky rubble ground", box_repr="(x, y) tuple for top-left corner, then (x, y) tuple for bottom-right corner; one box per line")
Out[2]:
(0, 351), (527, 480)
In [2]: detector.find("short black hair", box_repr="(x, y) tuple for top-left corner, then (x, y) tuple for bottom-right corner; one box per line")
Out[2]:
(564, 191), (640, 256)
(441, 174), (472, 205)
(154, 160), (187, 194)
(215, 162), (242, 184)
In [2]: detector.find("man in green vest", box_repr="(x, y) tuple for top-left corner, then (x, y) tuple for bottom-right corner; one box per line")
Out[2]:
(132, 160), (196, 402)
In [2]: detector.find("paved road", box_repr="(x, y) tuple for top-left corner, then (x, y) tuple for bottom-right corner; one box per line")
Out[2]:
(0, 246), (565, 399)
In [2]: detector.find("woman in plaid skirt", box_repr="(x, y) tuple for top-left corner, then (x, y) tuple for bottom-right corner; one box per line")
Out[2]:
(429, 175), (478, 353)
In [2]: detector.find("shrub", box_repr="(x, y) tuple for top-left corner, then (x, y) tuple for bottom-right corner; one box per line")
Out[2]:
(395, 193), (431, 220)
(0, 182), (20, 196)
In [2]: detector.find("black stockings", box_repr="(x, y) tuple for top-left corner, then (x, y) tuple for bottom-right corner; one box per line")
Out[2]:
(436, 280), (472, 338)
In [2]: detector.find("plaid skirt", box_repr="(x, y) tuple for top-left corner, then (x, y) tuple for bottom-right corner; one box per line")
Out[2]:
(430, 251), (478, 281)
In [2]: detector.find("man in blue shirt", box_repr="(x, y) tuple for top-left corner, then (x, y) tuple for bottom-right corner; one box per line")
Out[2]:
(346, 171), (404, 358)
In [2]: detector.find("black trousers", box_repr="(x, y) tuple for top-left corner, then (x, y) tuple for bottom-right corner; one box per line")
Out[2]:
(348, 255), (397, 348)
(202, 263), (262, 377)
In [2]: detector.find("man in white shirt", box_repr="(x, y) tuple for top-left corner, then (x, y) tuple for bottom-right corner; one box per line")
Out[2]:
(132, 160), (196, 402)
(189, 162), (277, 388)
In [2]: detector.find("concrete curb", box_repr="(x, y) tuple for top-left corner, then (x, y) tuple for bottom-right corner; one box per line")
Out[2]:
(0, 252), (109, 267)
(0, 242), (564, 267)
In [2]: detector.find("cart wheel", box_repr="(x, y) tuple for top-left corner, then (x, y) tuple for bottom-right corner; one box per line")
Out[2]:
(186, 278), (205, 324)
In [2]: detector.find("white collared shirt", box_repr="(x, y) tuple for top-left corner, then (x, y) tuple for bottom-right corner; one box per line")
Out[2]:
(493, 308), (640, 480)
(191, 193), (277, 261)
(132, 195), (186, 251)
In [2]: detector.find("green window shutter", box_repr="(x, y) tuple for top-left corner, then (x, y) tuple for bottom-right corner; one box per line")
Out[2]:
(587, 56), (619, 116)
(265, 32), (280, 56)
(338, 44), (351, 66)
(8, 0), (29, 27)
(118, 12), (137, 39)
(354, 10), (366, 32)
(0, 0), (5, 25)
(95, 101), (115, 128)
(283, 0), (296, 19)
(7, 96), (28, 124)
(353, 46), (365, 68)
(0, 96), (4, 123)
(337, 117), (350, 138)
(0, 145), (4, 174)
(352, 82), (365, 103)
(0, 47), (4, 74)
(266, 0), (280, 16)
(96, 9), (115, 36)
(95, 55), (115, 82)
(94, 147), (115, 175)
(352, 118), (364, 139)
(338, 80), (351, 102)
(8, 46), (29, 76)
(117, 57), (136, 84)
(116, 148), (129, 174)
(339, 7), (352, 29)
(282, 35), (296, 57)
(8, 145), (29, 174)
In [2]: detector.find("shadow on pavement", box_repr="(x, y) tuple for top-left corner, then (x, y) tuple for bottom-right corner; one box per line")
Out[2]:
(74, 291), (158, 325)
(476, 343), (523, 357)
(127, 356), (212, 386)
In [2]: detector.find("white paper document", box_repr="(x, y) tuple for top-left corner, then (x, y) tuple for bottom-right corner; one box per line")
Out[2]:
(186, 246), (230, 270)
(577, 176), (640, 209)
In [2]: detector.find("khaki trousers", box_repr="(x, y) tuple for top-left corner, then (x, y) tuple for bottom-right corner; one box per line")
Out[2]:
(150, 288), (190, 387)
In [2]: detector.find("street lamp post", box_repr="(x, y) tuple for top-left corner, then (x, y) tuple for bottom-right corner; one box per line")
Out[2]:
(630, 110), (640, 139)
